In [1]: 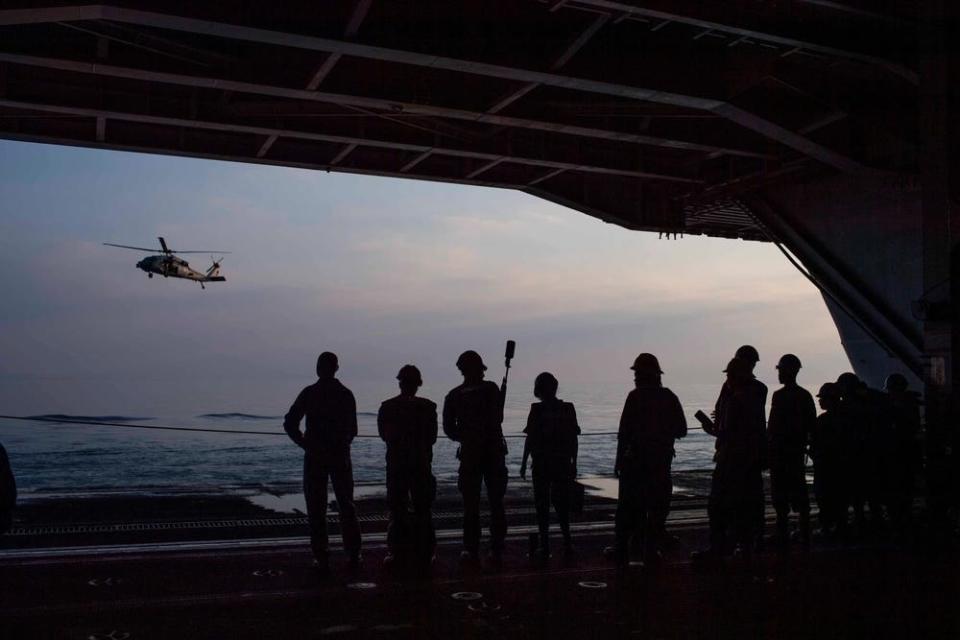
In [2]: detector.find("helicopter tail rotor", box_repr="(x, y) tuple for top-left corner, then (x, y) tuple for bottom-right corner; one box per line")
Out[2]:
(205, 256), (226, 280)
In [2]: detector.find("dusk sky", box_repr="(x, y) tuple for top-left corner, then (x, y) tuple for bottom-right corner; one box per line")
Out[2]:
(0, 139), (851, 417)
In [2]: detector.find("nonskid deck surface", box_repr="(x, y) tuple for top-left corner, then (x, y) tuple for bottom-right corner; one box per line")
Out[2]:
(0, 477), (950, 639)
(1, 475), (715, 549)
(2, 510), (957, 639)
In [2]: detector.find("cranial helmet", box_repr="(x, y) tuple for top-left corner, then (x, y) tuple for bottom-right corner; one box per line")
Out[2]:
(397, 364), (423, 385)
(776, 354), (802, 371)
(630, 353), (663, 374)
(456, 350), (487, 371)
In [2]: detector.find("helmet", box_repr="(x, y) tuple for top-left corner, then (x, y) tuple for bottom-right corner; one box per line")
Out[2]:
(630, 353), (663, 374)
(836, 372), (860, 392)
(456, 350), (487, 371)
(884, 373), (908, 393)
(534, 372), (559, 398)
(735, 345), (760, 363)
(776, 354), (802, 371)
(817, 382), (840, 399)
(397, 364), (422, 384)
(316, 351), (339, 376)
(723, 357), (749, 376)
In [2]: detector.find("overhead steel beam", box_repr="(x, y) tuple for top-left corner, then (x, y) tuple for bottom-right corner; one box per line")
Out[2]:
(0, 52), (772, 159)
(489, 13), (609, 114)
(527, 167), (567, 185)
(565, 0), (919, 83)
(795, 0), (906, 23)
(0, 130), (523, 192)
(552, 13), (611, 69)
(488, 83), (540, 115)
(0, 97), (702, 183)
(525, 184), (644, 231)
(0, 5), (870, 172)
(399, 150), (432, 172)
(329, 142), (357, 165)
(305, 0), (373, 90)
(466, 158), (504, 179)
(256, 134), (277, 158)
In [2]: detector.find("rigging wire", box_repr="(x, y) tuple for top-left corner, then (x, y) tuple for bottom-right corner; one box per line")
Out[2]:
(0, 414), (704, 437)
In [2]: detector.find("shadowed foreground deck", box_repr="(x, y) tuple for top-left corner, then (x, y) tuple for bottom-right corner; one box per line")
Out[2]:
(1, 493), (957, 639)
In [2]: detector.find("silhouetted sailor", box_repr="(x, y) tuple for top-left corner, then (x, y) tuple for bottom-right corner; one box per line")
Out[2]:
(810, 383), (848, 540)
(443, 350), (508, 565)
(609, 354), (686, 567)
(284, 351), (362, 573)
(836, 372), (889, 533)
(714, 345), (768, 549)
(767, 354), (815, 547)
(378, 365), (438, 568)
(520, 372), (580, 564)
(0, 442), (15, 534)
(698, 357), (767, 560)
(884, 373), (921, 535)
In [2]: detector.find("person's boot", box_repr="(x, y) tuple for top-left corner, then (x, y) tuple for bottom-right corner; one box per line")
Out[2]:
(527, 532), (539, 558)
(799, 513), (811, 548)
(773, 516), (790, 551)
(347, 550), (363, 571)
(313, 554), (330, 577)
(529, 533), (549, 566)
(460, 549), (480, 566)
(606, 543), (629, 568)
(689, 547), (721, 571)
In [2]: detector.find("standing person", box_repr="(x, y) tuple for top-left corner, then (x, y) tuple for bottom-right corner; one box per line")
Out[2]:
(767, 354), (816, 548)
(884, 373), (921, 537)
(443, 350), (508, 566)
(0, 442), (15, 534)
(836, 372), (889, 534)
(377, 365), (438, 569)
(695, 357), (767, 563)
(519, 372), (580, 564)
(608, 354), (687, 567)
(283, 352), (362, 574)
(809, 383), (848, 540)
(714, 345), (769, 548)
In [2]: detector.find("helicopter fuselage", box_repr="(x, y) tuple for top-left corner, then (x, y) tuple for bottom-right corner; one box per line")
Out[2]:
(135, 255), (225, 284)
(105, 237), (227, 288)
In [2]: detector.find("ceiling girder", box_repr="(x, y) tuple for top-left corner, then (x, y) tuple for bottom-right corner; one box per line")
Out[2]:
(0, 5), (872, 173)
(563, 0), (918, 83)
(0, 97), (703, 183)
(0, 52), (774, 159)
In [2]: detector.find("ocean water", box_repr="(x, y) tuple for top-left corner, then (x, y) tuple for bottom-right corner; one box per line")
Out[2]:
(0, 385), (723, 496)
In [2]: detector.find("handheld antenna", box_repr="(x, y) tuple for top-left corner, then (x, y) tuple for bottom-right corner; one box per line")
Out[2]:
(500, 340), (516, 403)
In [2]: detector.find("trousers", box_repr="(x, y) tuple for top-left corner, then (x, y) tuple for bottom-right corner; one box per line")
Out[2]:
(458, 449), (508, 554)
(303, 453), (362, 560)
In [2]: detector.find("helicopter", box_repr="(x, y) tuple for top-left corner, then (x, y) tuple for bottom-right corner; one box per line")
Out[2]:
(104, 237), (229, 289)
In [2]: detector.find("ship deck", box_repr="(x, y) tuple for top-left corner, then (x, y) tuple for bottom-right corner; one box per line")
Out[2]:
(2, 485), (957, 639)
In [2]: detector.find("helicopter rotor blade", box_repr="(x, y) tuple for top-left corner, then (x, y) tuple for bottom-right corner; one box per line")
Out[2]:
(158, 237), (170, 253)
(169, 250), (232, 254)
(103, 243), (158, 252)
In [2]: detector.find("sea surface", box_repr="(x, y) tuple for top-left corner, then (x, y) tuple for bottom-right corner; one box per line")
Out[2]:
(0, 385), (725, 497)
